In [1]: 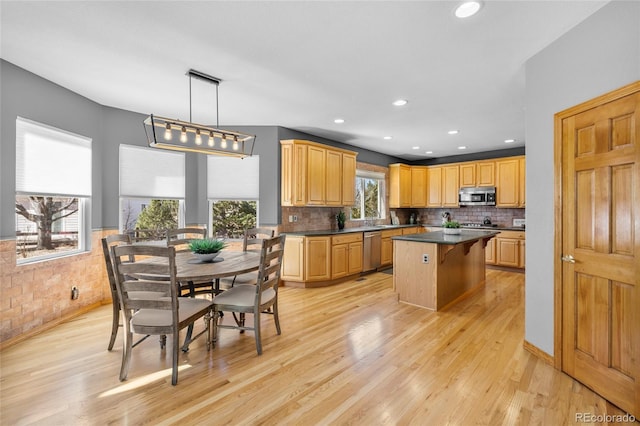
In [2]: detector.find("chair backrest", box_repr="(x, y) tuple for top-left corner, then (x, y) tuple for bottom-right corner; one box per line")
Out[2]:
(101, 234), (132, 302)
(255, 235), (286, 300)
(111, 244), (178, 333)
(243, 227), (275, 252)
(167, 227), (207, 252)
(131, 228), (167, 242)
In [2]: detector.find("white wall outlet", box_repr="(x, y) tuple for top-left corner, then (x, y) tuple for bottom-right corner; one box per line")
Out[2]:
(289, 215), (294, 222)
(422, 254), (429, 264)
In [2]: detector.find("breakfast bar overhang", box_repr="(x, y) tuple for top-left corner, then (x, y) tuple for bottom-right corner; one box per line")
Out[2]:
(392, 230), (500, 311)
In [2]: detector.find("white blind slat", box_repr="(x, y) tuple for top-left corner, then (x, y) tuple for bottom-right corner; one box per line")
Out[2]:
(16, 117), (92, 197)
(207, 156), (259, 200)
(119, 145), (185, 199)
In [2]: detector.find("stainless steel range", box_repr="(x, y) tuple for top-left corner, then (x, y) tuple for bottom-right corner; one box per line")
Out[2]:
(460, 222), (498, 228)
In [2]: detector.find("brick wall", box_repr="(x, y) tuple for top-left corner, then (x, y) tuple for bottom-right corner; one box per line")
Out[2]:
(0, 229), (114, 347)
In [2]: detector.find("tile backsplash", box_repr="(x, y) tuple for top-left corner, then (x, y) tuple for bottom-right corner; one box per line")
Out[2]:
(398, 206), (525, 227)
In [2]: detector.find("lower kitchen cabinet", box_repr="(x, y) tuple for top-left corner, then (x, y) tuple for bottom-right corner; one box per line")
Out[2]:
(381, 228), (403, 266)
(304, 236), (331, 281)
(331, 233), (363, 279)
(488, 230), (525, 269)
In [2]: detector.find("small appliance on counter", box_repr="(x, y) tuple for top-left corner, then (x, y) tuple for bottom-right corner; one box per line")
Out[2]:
(483, 216), (492, 225)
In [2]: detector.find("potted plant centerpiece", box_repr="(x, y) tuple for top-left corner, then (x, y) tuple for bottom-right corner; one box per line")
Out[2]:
(443, 220), (462, 235)
(188, 238), (227, 262)
(336, 210), (346, 230)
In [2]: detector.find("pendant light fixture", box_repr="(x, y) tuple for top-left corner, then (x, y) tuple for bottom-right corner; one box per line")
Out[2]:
(144, 69), (256, 158)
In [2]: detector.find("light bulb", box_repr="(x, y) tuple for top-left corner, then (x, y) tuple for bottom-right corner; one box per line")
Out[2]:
(195, 129), (202, 145)
(221, 136), (228, 149)
(232, 138), (239, 151)
(208, 131), (215, 147)
(180, 126), (187, 143)
(164, 123), (172, 140)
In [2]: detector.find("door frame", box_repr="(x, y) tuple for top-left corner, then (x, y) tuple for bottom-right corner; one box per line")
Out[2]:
(553, 80), (640, 369)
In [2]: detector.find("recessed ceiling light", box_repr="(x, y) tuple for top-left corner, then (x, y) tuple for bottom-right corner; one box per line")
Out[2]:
(458, 146), (467, 150)
(412, 146), (420, 150)
(448, 130), (459, 135)
(455, 1), (482, 18)
(392, 99), (408, 106)
(425, 151), (433, 154)
(504, 139), (516, 143)
(334, 118), (345, 124)
(383, 136), (393, 140)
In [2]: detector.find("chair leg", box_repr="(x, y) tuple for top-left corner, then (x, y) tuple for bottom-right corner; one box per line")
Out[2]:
(205, 311), (211, 350)
(171, 332), (179, 386)
(212, 309), (219, 348)
(108, 302), (120, 351)
(120, 324), (133, 382)
(254, 310), (262, 355)
(273, 300), (281, 335)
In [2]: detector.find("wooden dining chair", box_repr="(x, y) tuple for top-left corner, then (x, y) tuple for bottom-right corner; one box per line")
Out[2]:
(212, 234), (285, 355)
(101, 234), (167, 351)
(166, 227), (207, 252)
(219, 227), (275, 289)
(111, 244), (213, 385)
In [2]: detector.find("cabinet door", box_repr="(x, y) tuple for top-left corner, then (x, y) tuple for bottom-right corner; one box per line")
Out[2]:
(477, 161), (495, 186)
(305, 237), (331, 280)
(307, 146), (326, 205)
(342, 153), (356, 206)
(281, 144), (293, 206)
(325, 150), (342, 206)
(381, 237), (393, 266)
(427, 167), (442, 207)
(389, 164), (411, 208)
(459, 163), (476, 187)
(281, 235), (304, 280)
(485, 237), (496, 265)
(331, 243), (348, 279)
(411, 167), (427, 207)
(496, 158), (519, 207)
(348, 242), (363, 275)
(497, 238), (520, 267)
(292, 144), (308, 206)
(519, 239), (525, 268)
(518, 157), (526, 207)
(442, 165), (459, 207)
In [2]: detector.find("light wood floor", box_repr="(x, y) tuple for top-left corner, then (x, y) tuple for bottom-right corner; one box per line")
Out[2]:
(0, 269), (630, 425)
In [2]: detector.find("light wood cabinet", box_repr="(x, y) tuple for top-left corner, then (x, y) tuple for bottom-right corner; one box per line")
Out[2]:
(331, 233), (363, 279)
(281, 140), (357, 207)
(411, 166), (427, 207)
(459, 161), (495, 188)
(427, 166), (443, 207)
(459, 163), (476, 187)
(381, 228), (403, 266)
(442, 165), (459, 207)
(485, 237), (496, 265)
(518, 157), (526, 207)
(492, 230), (525, 269)
(305, 236), (331, 281)
(389, 164), (412, 208)
(519, 239), (525, 268)
(496, 156), (525, 208)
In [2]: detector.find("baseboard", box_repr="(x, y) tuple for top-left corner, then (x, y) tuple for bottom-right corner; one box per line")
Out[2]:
(523, 340), (554, 366)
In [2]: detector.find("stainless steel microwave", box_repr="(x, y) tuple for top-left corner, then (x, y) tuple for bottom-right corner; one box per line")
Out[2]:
(458, 186), (496, 206)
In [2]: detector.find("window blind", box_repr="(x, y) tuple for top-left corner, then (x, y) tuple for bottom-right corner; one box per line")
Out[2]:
(207, 155), (259, 200)
(15, 117), (92, 197)
(119, 144), (185, 199)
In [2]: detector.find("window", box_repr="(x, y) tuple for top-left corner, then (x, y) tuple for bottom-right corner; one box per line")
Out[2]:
(119, 145), (185, 240)
(15, 117), (92, 262)
(351, 170), (386, 221)
(207, 156), (259, 239)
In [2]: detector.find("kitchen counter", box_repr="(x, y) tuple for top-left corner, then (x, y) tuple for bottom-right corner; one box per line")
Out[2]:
(284, 224), (419, 236)
(393, 229), (498, 311)
(422, 223), (526, 232)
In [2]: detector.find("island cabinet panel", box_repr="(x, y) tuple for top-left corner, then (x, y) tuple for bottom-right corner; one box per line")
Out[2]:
(342, 153), (357, 206)
(411, 166), (427, 207)
(307, 145), (326, 205)
(305, 236), (331, 281)
(281, 140), (357, 207)
(281, 235), (305, 281)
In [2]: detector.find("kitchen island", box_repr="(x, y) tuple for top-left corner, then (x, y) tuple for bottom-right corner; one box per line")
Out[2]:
(393, 230), (499, 311)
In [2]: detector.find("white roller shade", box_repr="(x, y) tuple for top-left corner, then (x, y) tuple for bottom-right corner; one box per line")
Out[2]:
(207, 155), (259, 200)
(119, 144), (185, 199)
(16, 117), (92, 197)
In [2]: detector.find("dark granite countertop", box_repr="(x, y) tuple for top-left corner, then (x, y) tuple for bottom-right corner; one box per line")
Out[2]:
(421, 223), (526, 232)
(392, 229), (501, 245)
(283, 224), (418, 236)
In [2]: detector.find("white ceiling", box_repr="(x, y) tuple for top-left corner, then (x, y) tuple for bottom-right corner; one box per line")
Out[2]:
(1, 1), (608, 160)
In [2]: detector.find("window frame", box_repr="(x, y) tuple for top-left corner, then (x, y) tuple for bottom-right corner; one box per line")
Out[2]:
(351, 170), (386, 221)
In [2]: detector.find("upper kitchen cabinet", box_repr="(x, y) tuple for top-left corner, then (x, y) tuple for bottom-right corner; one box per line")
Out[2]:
(495, 156), (525, 208)
(281, 140), (357, 207)
(411, 166), (427, 207)
(460, 161), (495, 187)
(427, 165), (459, 207)
(389, 164), (412, 208)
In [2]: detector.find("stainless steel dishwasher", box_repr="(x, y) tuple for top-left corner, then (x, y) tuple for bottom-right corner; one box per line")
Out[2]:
(362, 231), (382, 272)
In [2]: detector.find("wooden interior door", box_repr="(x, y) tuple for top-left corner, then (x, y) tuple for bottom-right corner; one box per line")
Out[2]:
(559, 84), (639, 417)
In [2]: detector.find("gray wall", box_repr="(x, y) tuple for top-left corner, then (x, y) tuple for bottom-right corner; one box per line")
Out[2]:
(524, 1), (640, 355)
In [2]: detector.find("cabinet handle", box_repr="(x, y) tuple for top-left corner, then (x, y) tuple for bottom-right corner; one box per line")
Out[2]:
(561, 254), (576, 264)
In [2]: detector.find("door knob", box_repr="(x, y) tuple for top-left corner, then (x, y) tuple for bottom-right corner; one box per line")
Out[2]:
(561, 254), (576, 263)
